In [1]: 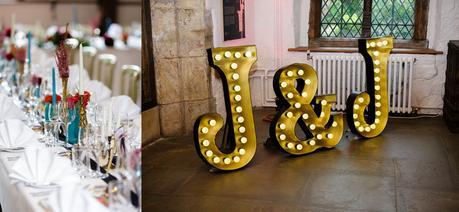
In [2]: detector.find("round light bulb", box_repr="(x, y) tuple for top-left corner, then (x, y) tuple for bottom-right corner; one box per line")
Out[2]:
(382, 40), (388, 46)
(316, 134), (323, 140)
(375, 68), (380, 73)
(301, 92), (308, 97)
(375, 95), (381, 100)
(239, 126), (246, 133)
(375, 77), (380, 82)
(279, 134), (286, 140)
(233, 156), (240, 163)
(234, 95), (242, 102)
(358, 97), (364, 103)
(287, 71), (293, 77)
(355, 121), (360, 127)
(201, 127), (209, 134)
(281, 82), (288, 88)
(209, 119), (217, 126)
(224, 158), (231, 164)
(375, 118), (380, 124)
(230, 63), (238, 70)
(213, 157), (221, 163)
(321, 100), (327, 105)
(232, 73), (240, 80)
(298, 69), (304, 76)
(376, 111), (381, 116)
(309, 140), (316, 146)
(236, 106), (243, 113)
(202, 140), (210, 146)
(215, 54), (222, 61)
(238, 148), (246, 155)
(234, 85), (241, 92)
(234, 52), (241, 58)
(205, 150), (213, 157)
(327, 133), (333, 139)
(224, 51), (231, 58)
(374, 51), (380, 56)
(332, 121), (338, 127)
(287, 142), (294, 149)
(375, 102), (381, 107)
(374, 60), (380, 65)
(353, 114), (358, 119)
(302, 113), (309, 119)
(320, 112), (325, 117)
(296, 144), (303, 150)
(365, 127), (371, 132)
(377, 42), (382, 47)
(310, 124), (316, 130)
(240, 137), (247, 144)
(245, 51), (252, 58)
(370, 42), (376, 47)
(237, 116), (244, 123)
(294, 102), (301, 108)
(375, 85), (380, 90)
(370, 124), (376, 129)
(354, 104), (359, 109)
(305, 79), (311, 85)
(286, 112), (293, 118)
(279, 123), (286, 130)
(287, 92), (294, 99)
(358, 126), (364, 132)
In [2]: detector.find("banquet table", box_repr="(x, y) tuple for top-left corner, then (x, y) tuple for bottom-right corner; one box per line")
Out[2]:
(0, 146), (108, 212)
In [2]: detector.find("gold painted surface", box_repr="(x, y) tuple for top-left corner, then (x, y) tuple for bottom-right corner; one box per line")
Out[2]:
(350, 36), (393, 138)
(272, 63), (344, 155)
(194, 46), (257, 171)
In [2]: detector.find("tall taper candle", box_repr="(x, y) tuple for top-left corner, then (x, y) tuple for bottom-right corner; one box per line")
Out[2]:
(79, 43), (84, 95)
(27, 32), (31, 68)
(52, 67), (56, 106)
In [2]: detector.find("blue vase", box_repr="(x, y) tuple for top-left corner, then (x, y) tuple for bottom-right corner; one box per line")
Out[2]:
(67, 107), (80, 145)
(44, 103), (52, 122)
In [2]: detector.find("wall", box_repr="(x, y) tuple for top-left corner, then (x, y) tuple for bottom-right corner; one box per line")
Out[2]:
(207, 0), (459, 115)
(151, 0), (212, 136)
(0, 3), (140, 27)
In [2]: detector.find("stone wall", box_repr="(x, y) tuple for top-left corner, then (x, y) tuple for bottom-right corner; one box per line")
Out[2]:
(151, 0), (213, 136)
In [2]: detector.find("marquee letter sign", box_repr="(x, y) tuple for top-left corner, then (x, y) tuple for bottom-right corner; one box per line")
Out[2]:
(346, 36), (393, 138)
(269, 63), (344, 155)
(194, 46), (257, 171)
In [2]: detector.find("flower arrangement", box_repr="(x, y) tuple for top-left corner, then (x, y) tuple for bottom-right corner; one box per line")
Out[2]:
(43, 95), (62, 103)
(31, 75), (42, 86)
(66, 91), (91, 109)
(55, 25), (70, 99)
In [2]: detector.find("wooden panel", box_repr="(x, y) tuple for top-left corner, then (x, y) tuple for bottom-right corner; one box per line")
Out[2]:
(141, 0), (157, 111)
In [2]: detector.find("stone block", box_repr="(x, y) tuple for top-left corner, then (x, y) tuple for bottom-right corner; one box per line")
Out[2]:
(177, 9), (206, 57)
(175, 0), (204, 9)
(181, 57), (210, 101)
(151, 0), (175, 9)
(155, 58), (182, 104)
(184, 99), (211, 134)
(160, 102), (185, 136)
(142, 106), (161, 145)
(152, 7), (178, 58)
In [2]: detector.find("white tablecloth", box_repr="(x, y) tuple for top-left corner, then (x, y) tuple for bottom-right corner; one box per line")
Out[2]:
(0, 148), (108, 212)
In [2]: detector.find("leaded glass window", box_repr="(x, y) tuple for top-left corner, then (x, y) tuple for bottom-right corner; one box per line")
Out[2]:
(320, 0), (416, 39)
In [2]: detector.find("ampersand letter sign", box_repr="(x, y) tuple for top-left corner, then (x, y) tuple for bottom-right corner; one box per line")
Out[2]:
(194, 46), (257, 171)
(346, 36), (393, 138)
(269, 63), (344, 155)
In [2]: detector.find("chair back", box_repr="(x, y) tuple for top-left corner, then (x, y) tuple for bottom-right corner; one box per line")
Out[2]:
(121, 64), (141, 103)
(95, 54), (117, 89)
(83, 46), (97, 78)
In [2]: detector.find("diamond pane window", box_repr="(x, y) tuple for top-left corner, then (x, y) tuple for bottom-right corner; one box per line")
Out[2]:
(371, 0), (415, 39)
(320, 0), (363, 38)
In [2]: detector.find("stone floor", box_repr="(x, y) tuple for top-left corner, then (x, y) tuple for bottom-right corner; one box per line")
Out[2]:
(143, 108), (459, 212)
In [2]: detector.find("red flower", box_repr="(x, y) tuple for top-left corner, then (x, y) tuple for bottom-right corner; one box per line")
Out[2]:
(5, 52), (14, 61)
(43, 95), (62, 103)
(67, 91), (91, 109)
(55, 43), (69, 78)
(4, 27), (11, 38)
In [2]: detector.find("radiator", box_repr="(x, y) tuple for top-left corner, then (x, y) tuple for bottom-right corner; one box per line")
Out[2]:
(251, 53), (415, 114)
(311, 53), (415, 113)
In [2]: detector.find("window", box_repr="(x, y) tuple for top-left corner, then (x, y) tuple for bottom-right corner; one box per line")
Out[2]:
(309, 0), (429, 48)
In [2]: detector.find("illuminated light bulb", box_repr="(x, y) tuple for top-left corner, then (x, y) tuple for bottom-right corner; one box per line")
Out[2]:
(279, 123), (286, 130)
(287, 92), (294, 99)
(332, 121), (338, 127)
(201, 127), (209, 134)
(354, 104), (359, 109)
(310, 124), (316, 130)
(375, 102), (381, 107)
(224, 158), (231, 164)
(296, 144), (303, 150)
(209, 119), (217, 126)
(321, 100), (327, 105)
(234, 52), (241, 58)
(240, 137), (247, 144)
(287, 142), (294, 149)
(239, 148), (246, 155)
(375, 77), (380, 82)
(370, 42), (376, 47)
(376, 111), (381, 116)
(355, 121), (360, 127)
(213, 157), (221, 164)
(370, 124), (376, 129)
(286, 112), (293, 118)
(316, 134), (323, 140)
(327, 133), (334, 139)
(205, 150), (213, 157)
(377, 41), (382, 47)
(279, 134), (286, 140)
(302, 92), (308, 97)
(375, 68), (380, 73)
(309, 140), (316, 146)
(375, 85), (380, 90)
(239, 126), (246, 133)
(236, 106), (243, 113)
(224, 51), (231, 58)
(374, 60), (380, 65)
(298, 69), (304, 76)
(375, 118), (380, 124)
(367, 43), (370, 48)
(294, 102), (301, 108)
(234, 85), (241, 92)
(358, 97), (364, 103)
(233, 156), (241, 163)
(231, 63), (238, 70)
(382, 40), (388, 46)
(358, 126), (364, 132)
(232, 73), (240, 80)
(353, 114), (358, 119)
(281, 82), (288, 88)
(365, 127), (371, 132)
(215, 54), (222, 61)
(375, 95), (381, 100)
(320, 112), (325, 117)
(374, 51), (380, 56)
(237, 116), (244, 123)
(245, 51), (252, 58)
(302, 113), (309, 119)
(202, 140), (210, 147)
(305, 79), (311, 85)
(287, 71), (294, 77)
(234, 95), (242, 102)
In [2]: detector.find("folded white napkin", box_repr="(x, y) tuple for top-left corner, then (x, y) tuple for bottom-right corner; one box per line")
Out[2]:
(103, 96), (140, 120)
(48, 185), (109, 212)
(87, 80), (112, 103)
(0, 94), (26, 121)
(0, 119), (38, 149)
(9, 148), (80, 186)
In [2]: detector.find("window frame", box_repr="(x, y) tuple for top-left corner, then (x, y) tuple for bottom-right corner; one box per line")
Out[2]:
(308, 0), (429, 49)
